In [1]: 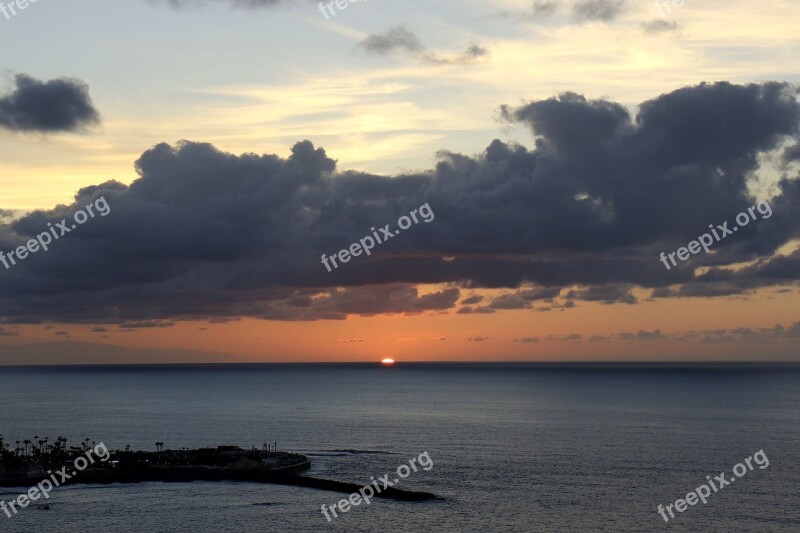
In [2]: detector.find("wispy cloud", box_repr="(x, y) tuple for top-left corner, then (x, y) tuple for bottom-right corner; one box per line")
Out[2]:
(358, 26), (487, 65)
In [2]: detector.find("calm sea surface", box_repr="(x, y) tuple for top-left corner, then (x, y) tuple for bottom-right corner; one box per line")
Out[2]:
(0, 363), (798, 532)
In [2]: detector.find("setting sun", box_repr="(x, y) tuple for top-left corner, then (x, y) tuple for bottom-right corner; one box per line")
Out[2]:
(381, 358), (395, 365)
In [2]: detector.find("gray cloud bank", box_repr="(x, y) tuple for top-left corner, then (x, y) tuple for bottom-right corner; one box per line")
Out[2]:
(1, 81), (799, 324)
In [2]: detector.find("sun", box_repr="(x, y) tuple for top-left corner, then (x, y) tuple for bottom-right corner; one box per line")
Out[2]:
(381, 358), (395, 365)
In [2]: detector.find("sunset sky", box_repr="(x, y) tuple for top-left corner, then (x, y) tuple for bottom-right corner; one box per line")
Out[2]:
(0, 0), (798, 363)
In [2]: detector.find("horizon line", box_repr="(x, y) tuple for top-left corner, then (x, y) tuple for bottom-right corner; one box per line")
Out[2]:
(2, 360), (800, 368)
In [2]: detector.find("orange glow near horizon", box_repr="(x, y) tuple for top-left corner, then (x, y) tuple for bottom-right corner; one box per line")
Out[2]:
(1, 283), (798, 364)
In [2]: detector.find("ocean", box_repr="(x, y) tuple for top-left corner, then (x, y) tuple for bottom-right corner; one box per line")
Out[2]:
(0, 363), (798, 532)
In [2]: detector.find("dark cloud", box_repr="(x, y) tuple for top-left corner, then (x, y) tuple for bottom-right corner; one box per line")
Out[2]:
(520, 287), (562, 301)
(678, 323), (800, 344)
(532, 1), (560, 17)
(457, 306), (496, 315)
(487, 286), (561, 309)
(571, 0), (626, 22)
(467, 336), (489, 342)
(495, 0), (560, 21)
(1, 82), (799, 324)
(505, 0), (628, 23)
(451, 45), (489, 63)
(0, 75), (100, 134)
(488, 293), (529, 309)
(119, 320), (176, 329)
(566, 285), (637, 305)
(358, 27), (487, 65)
(359, 27), (425, 55)
(515, 336), (540, 343)
(642, 19), (679, 34)
(784, 143), (800, 163)
(636, 329), (666, 341)
(547, 333), (582, 341)
(524, 323), (800, 346)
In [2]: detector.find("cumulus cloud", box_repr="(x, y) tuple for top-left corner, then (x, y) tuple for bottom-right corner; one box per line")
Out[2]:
(0, 75), (100, 133)
(1, 82), (799, 324)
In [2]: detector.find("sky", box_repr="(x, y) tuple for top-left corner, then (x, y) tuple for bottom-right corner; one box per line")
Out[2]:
(0, 0), (798, 363)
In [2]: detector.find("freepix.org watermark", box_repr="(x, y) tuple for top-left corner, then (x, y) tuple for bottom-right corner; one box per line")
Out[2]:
(321, 203), (434, 272)
(0, 0), (39, 21)
(0, 196), (110, 271)
(320, 451), (433, 522)
(657, 449), (769, 524)
(659, 200), (772, 271)
(1, 442), (110, 519)
(655, 0), (686, 17)
(317, 0), (366, 20)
